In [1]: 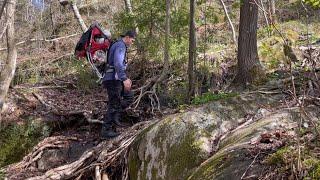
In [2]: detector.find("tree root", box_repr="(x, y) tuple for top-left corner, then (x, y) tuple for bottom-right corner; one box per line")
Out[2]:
(5, 120), (157, 180)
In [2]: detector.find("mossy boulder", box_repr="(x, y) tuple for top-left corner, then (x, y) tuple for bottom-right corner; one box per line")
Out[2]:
(128, 93), (306, 180)
(188, 108), (316, 179)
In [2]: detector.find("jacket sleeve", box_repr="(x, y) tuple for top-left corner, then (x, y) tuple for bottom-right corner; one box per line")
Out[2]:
(113, 45), (127, 81)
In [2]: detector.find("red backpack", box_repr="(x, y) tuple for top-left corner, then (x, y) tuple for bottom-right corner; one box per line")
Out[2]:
(75, 22), (112, 79)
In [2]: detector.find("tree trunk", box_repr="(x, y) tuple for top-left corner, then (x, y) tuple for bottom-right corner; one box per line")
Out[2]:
(260, 0), (269, 27)
(59, 0), (87, 32)
(219, 0), (237, 46)
(124, 0), (133, 14)
(163, 0), (170, 75)
(268, 0), (276, 23)
(0, 0), (17, 119)
(71, 1), (87, 32)
(0, 0), (7, 19)
(188, 0), (196, 102)
(233, 0), (265, 86)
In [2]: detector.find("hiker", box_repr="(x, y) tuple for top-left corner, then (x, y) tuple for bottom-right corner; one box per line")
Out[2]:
(101, 30), (136, 139)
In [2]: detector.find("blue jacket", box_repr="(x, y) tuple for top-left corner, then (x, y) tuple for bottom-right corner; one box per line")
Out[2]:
(103, 39), (127, 81)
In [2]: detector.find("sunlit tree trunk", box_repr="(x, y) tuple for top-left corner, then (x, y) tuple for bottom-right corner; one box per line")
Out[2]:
(0, 0), (17, 120)
(268, 0), (277, 23)
(233, 0), (265, 86)
(219, 0), (237, 46)
(124, 0), (133, 14)
(59, 0), (87, 32)
(0, 0), (7, 19)
(188, 0), (196, 102)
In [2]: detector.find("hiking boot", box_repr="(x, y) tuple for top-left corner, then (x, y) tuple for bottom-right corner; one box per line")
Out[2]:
(101, 124), (120, 139)
(112, 112), (128, 127)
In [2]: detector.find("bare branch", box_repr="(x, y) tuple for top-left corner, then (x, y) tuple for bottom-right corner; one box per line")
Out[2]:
(0, 33), (79, 51)
(0, 0), (7, 19)
(219, 0), (237, 46)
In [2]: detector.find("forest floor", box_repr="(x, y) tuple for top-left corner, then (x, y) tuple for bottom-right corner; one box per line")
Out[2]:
(1, 19), (320, 179)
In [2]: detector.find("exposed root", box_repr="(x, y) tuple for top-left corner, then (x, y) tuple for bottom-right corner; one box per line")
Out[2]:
(5, 120), (157, 180)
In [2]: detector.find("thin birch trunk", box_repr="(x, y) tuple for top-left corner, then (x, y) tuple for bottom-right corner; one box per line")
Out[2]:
(268, 0), (276, 23)
(124, 0), (133, 14)
(0, 0), (17, 120)
(0, 0), (7, 19)
(71, 1), (87, 32)
(219, 0), (237, 46)
(260, 0), (269, 27)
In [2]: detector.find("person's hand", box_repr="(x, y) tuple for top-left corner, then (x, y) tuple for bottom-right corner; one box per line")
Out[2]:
(123, 79), (132, 92)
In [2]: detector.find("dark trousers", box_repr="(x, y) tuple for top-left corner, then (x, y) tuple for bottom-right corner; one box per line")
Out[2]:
(103, 80), (134, 126)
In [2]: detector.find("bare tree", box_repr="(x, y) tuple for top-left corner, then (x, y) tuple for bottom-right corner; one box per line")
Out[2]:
(260, 0), (269, 27)
(0, 0), (17, 119)
(188, 0), (196, 102)
(219, 0), (237, 45)
(268, 0), (276, 23)
(0, 0), (7, 19)
(124, 0), (133, 14)
(233, 0), (265, 86)
(59, 0), (87, 32)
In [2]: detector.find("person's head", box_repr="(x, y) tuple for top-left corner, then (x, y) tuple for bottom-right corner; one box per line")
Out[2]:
(121, 30), (136, 46)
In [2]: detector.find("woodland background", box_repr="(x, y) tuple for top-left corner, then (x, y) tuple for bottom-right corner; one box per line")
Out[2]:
(0, 0), (320, 179)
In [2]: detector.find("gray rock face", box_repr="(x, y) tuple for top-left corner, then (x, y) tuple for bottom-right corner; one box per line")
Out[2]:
(128, 93), (320, 180)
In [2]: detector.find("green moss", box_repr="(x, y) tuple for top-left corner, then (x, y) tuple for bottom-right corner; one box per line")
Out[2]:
(266, 147), (291, 166)
(151, 168), (158, 179)
(191, 92), (238, 105)
(219, 118), (273, 150)
(0, 169), (4, 180)
(188, 151), (231, 180)
(128, 147), (141, 180)
(189, 147), (265, 180)
(0, 119), (48, 167)
(303, 158), (320, 179)
(165, 128), (204, 179)
(308, 162), (320, 179)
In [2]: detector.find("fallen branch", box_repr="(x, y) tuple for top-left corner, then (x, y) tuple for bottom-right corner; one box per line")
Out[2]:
(0, 34), (79, 51)
(241, 151), (261, 179)
(32, 92), (100, 124)
(14, 85), (67, 89)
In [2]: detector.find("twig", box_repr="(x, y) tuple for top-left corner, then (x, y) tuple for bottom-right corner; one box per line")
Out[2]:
(14, 85), (67, 89)
(0, 21), (8, 39)
(0, 0), (7, 20)
(241, 151), (261, 179)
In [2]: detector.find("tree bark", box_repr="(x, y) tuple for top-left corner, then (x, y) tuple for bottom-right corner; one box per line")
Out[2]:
(0, 0), (7, 19)
(268, 0), (276, 23)
(188, 0), (196, 102)
(219, 0), (237, 46)
(0, 0), (17, 119)
(71, 1), (87, 32)
(59, 0), (87, 32)
(124, 0), (133, 14)
(233, 0), (265, 86)
(161, 0), (170, 79)
(260, 0), (269, 27)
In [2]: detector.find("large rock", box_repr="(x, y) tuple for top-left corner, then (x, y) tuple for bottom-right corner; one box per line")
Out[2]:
(128, 93), (320, 180)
